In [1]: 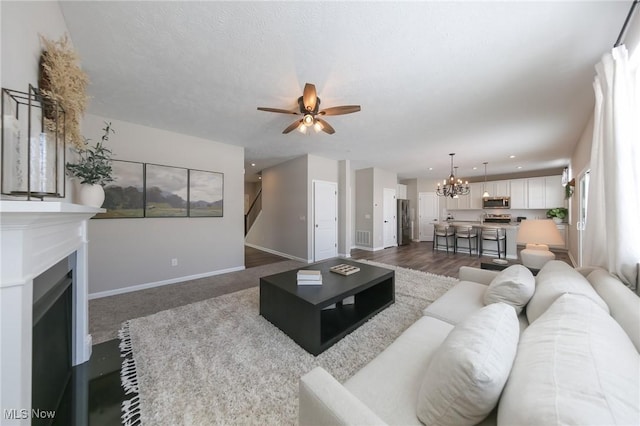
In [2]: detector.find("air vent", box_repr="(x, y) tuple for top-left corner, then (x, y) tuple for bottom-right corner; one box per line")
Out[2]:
(355, 230), (371, 246)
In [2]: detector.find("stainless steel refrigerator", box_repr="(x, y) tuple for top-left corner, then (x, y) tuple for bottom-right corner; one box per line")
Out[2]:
(397, 199), (411, 246)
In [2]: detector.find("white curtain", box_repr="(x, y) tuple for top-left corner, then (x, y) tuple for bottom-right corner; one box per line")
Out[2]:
(584, 45), (640, 289)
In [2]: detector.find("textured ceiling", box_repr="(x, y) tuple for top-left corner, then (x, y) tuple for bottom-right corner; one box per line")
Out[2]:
(59, 1), (631, 182)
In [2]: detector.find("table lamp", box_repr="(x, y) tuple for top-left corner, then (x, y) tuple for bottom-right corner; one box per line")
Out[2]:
(516, 219), (564, 269)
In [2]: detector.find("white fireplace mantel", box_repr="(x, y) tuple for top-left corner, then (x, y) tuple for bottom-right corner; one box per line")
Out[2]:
(0, 201), (103, 424)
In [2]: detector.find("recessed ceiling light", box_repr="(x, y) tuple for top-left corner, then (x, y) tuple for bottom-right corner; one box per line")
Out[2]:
(428, 167), (433, 171)
(473, 167), (477, 170)
(251, 163), (256, 167)
(516, 166), (523, 169)
(509, 155), (516, 159)
(258, 176), (262, 180)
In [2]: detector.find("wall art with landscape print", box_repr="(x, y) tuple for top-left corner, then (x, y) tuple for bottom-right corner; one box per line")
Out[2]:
(95, 160), (144, 219)
(189, 169), (223, 217)
(145, 163), (188, 217)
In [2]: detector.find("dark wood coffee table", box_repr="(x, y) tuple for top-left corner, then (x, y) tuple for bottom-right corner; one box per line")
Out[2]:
(259, 259), (395, 355)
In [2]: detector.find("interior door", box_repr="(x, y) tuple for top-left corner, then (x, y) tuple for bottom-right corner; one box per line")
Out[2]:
(313, 180), (338, 261)
(383, 188), (397, 248)
(419, 192), (438, 242)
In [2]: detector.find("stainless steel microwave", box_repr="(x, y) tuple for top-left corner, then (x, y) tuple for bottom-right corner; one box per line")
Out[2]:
(483, 197), (510, 209)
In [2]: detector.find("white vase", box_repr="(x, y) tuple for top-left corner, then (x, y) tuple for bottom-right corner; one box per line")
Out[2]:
(552, 217), (562, 224)
(78, 183), (105, 208)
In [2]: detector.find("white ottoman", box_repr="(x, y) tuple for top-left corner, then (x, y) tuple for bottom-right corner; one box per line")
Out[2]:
(521, 245), (555, 269)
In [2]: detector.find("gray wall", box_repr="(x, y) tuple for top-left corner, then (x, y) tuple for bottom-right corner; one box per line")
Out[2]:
(245, 154), (339, 262)
(84, 114), (245, 296)
(0, 1), (72, 201)
(246, 155), (309, 261)
(355, 168), (374, 249)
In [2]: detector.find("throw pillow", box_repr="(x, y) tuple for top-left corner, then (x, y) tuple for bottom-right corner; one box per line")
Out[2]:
(526, 260), (609, 323)
(483, 264), (535, 314)
(499, 293), (640, 425)
(416, 303), (519, 426)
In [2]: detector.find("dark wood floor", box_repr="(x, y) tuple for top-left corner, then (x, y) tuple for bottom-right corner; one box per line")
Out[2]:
(349, 240), (572, 278)
(245, 245), (290, 268)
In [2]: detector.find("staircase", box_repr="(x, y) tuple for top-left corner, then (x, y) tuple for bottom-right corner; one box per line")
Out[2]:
(245, 189), (262, 235)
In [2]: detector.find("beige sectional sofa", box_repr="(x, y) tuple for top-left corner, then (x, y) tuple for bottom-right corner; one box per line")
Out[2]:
(299, 261), (640, 425)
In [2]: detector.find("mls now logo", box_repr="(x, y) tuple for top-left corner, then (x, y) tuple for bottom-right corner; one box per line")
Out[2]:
(3, 409), (56, 420)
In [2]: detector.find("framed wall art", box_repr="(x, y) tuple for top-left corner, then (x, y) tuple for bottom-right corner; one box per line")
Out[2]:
(95, 160), (144, 219)
(145, 163), (188, 217)
(189, 169), (223, 217)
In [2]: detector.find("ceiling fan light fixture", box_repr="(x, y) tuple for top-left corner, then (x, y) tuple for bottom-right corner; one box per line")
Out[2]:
(298, 123), (308, 134)
(313, 121), (323, 133)
(303, 114), (314, 126)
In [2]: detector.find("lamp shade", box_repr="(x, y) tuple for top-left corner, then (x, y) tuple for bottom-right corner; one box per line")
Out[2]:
(516, 219), (564, 246)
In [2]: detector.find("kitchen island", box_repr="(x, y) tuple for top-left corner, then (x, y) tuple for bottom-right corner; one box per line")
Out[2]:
(438, 221), (519, 259)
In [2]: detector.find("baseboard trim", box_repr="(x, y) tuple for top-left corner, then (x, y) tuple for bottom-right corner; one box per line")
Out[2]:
(88, 265), (246, 299)
(338, 253), (351, 258)
(353, 245), (386, 252)
(244, 242), (309, 263)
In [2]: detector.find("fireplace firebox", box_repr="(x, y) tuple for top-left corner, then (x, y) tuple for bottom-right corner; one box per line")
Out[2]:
(31, 257), (74, 425)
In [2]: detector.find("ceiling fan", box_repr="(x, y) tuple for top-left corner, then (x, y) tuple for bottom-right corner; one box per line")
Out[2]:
(257, 83), (361, 135)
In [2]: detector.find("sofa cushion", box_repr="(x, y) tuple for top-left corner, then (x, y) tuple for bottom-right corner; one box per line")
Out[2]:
(344, 315), (454, 425)
(483, 265), (535, 314)
(499, 293), (640, 426)
(416, 303), (519, 426)
(422, 281), (487, 325)
(526, 260), (609, 323)
(587, 268), (640, 353)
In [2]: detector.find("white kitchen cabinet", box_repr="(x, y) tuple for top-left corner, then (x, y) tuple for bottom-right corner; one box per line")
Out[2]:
(544, 176), (565, 208)
(469, 182), (484, 209)
(510, 178), (527, 209)
(494, 180), (510, 197)
(457, 192), (471, 209)
(446, 196), (459, 210)
(527, 177), (546, 209)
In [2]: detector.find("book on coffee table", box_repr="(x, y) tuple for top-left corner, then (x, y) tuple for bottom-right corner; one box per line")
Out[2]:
(297, 269), (322, 285)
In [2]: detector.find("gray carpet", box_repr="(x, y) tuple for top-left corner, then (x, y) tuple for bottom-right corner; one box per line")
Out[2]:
(90, 260), (304, 344)
(119, 261), (457, 425)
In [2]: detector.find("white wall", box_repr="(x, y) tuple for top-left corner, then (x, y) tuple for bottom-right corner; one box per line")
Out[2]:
(84, 114), (245, 296)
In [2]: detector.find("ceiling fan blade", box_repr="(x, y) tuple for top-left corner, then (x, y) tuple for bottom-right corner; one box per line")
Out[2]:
(257, 107), (300, 115)
(316, 118), (335, 135)
(283, 119), (303, 134)
(318, 105), (361, 116)
(302, 83), (317, 112)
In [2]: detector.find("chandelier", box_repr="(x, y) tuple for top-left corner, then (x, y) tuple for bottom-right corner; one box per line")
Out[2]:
(436, 153), (470, 198)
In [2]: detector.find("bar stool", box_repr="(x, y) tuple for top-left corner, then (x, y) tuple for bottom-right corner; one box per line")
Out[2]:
(480, 227), (506, 258)
(433, 224), (454, 253)
(454, 225), (479, 256)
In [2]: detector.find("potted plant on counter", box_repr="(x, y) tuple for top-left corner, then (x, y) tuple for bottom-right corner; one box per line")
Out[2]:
(546, 207), (568, 224)
(66, 122), (114, 207)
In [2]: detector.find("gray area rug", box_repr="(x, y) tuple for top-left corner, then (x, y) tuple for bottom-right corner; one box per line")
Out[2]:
(119, 261), (457, 425)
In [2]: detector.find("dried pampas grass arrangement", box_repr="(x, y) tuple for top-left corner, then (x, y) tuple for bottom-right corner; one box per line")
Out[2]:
(39, 34), (89, 149)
